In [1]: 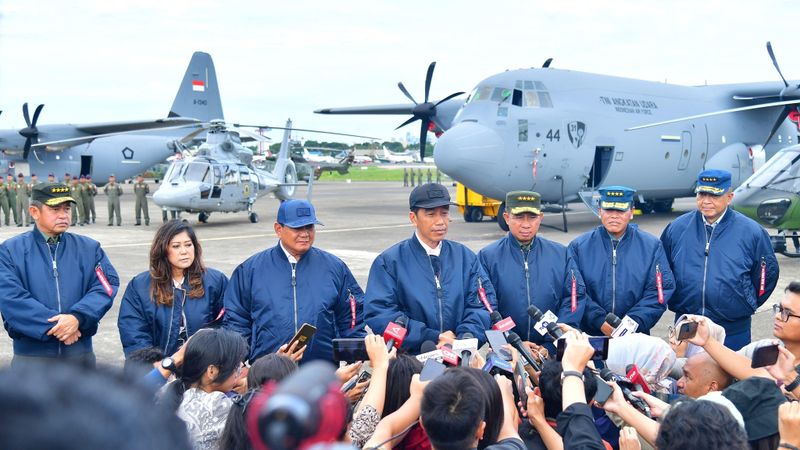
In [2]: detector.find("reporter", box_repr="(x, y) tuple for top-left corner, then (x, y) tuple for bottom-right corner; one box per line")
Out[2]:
(464, 369), (504, 449)
(118, 220), (226, 357)
(656, 399), (749, 450)
(348, 334), (394, 447)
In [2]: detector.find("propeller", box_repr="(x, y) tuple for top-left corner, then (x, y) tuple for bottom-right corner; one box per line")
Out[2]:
(760, 41), (800, 147)
(18, 103), (44, 160)
(394, 62), (464, 161)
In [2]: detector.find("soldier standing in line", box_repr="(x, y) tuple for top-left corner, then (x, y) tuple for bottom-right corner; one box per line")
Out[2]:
(79, 176), (92, 225)
(104, 174), (123, 226)
(436, 170), (441, 184)
(417, 168), (423, 187)
(30, 173), (40, 186)
(70, 178), (85, 226)
(133, 175), (150, 226)
(403, 168), (409, 187)
(47, 173), (55, 183)
(6, 174), (19, 227)
(86, 175), (97, 224)
(15, 173), (30, 227)
(426, 168), (432, 184)
(410, 168), (416, 187)
(0, 178), (7, 226)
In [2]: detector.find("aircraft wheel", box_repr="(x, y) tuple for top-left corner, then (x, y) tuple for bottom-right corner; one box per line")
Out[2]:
(467, 207), (484, 223)
(198, 212), (209, 223)
(249, 212), (259, 223)
(653, 199), (674, 213)
(497, 202), (509, 232)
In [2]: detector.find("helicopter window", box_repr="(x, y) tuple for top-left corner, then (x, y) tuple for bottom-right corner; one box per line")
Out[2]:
(167, 162), (186, 183)
(224, 165), (239, 185)
(747, 150), (800, 189)
(512, 89), (523, 107)
(184, 163), (210, 183)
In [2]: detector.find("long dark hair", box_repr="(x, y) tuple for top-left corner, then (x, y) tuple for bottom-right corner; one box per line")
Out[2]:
(383, 354), (423, 416)
(161, 328), (248, 412)
(247, 353), (297, 389)
(150, 219), (205, 305)
(463, 368), (502, 449)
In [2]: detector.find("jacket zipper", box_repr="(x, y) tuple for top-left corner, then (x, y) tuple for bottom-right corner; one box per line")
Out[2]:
(702, 226), (713, 315)
(522, 248), (532, 340)
(291, 262), (298, 334)
(428, 257), (443, 333)
(611, 239), (618, 314)
(49, 242), (62, 356)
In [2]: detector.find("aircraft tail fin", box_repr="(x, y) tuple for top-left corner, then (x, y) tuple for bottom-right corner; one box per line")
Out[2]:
(168, 52), (224, 121)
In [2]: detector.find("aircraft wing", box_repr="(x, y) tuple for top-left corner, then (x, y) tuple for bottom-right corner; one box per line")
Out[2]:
(73, 117), (200, 134)
(314, 104), (415, 115)
(34, 123), (203, 150)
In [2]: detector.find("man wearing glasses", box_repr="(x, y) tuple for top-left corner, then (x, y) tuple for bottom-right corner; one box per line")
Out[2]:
(661, 170), (779, 350)
(224, 199), (365, 363)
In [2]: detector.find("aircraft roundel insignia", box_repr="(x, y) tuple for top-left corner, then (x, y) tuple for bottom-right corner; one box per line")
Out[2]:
(243, 183), (251, 197)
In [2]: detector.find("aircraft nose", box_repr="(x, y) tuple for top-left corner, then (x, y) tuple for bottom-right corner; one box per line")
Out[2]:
(732, 186), (793, 227)
(434, 122), (503, 181)
(153, 183), (199, 208)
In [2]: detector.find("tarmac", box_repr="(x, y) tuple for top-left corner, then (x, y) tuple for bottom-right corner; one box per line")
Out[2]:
(0, 180), (796, 366)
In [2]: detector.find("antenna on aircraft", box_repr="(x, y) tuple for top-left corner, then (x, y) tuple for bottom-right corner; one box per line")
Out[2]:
(394, 62), (464, 161)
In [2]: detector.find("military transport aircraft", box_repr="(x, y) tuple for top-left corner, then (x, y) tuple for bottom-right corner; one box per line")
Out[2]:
(317, 43), (800, 230)
(0, 51), (223, 184)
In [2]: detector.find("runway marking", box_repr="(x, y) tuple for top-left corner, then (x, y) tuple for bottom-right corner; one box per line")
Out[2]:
(102, 223), (411, 248)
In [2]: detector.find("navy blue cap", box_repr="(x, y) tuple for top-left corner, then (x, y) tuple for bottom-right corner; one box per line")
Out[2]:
(695, 169), (732, 195)
(598, 186), (635, 211)
(409, 183), (452, 210)
(277, 199), (324, 228)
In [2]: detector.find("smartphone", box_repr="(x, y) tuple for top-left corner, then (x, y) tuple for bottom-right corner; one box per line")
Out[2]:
(341, 370), (372, 392)
(514, 361), (529, 407)
(556, 336), (610, 361)
(751, 344), (780, 368)
(485, 330), (512, 361)
(593, 375), (613, 404)
(287, 323), (317, 351)
(677, 321), (698, 341)
(420, 358), (447, 381)
(332, 338), (369, 362)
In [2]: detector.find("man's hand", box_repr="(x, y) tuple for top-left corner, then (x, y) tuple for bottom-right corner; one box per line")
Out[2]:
(365, 334), (394, 371)
(437, 331), (456, 346)
(525, 387), (546, 426)
(47, 314), (80, 342)
(766, 343), (797, 385)
(779, 401), (800, 446)
(561, 331), (594, 372)
(600, 382), (627, 415)
(63, 330), (81, 345)
(469, 351), (486, 369)
(524, 341), (549, 363)
(277, 340), (306, 362)
(345, 378), (370, 404)
(619, 427), (642, 450)
(335, 361), (363, 383)
(685, 316), (712, 347)
(600, 322), (614, 337)
(631, 391), (670, 418)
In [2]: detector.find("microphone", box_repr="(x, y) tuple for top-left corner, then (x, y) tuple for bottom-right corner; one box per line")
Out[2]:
(607, 313), (639, 338)
(527, 306), (563, 340)
(506, 331), (541, 372)
(416, 340), (442, 363)
(383, 315), (408, 351)
(440, 343), (460, 366)
(490, 310), (515, 332)
(483, 351), (513, 376)
(459, 332), (474, 367)
(599, 368), (652, 418)
(626, 364), (651, 394)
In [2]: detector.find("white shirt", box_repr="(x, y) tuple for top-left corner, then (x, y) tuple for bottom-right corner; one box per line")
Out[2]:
(279, 241), (299, 264)
(415, 231), (441, 257)
(703, 207), (728, 229)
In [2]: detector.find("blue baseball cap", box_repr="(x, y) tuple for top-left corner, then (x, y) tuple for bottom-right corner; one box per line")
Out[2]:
(598, 186), (635, 211)
(277, 199), (324, 228)
(695, 169), (732, 195)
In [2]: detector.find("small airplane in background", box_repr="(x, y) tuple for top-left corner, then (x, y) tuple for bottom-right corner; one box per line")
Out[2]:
(317, 43), (800, 232)
(374, 147), (416, 164)
(0, 52), (224, 184)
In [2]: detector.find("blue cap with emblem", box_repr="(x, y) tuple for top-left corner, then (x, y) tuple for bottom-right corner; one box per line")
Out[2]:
(695, 169), (732, 196)
(409, 182), (452, 210)
(277, 199), (324, 228)
(598, 186), (635, 211)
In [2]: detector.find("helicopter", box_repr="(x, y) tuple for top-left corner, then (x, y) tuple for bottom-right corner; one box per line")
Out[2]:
(152, 119), (377, 223)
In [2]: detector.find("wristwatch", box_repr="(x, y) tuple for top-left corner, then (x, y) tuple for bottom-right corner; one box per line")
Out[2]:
(561, 370), (584, 384)
(785, 373), (800, 392)
(161, 356), (177, 373)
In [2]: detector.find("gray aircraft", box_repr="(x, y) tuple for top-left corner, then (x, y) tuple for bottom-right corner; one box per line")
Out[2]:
(317, 45), (800, 230)
(153, 120), (376, 223)
(0, 51), (224, 183)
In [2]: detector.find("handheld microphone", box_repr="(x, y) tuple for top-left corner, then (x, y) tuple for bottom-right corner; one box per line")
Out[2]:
(599, 368), (652, 418)
(605, 313), (621, 329)
(506, 331), (541, 372)
(490, 310), (515, 332)
(459, 332), (474, 367)
(483, 351), (513, 376)
(383, 315), (408, 351)
(416, 341), (443, 363)
(440, 343), (460, 366)
(625, 364), (651, 394)
(607, 313), (639, 338)
(527, 305), (563, 340)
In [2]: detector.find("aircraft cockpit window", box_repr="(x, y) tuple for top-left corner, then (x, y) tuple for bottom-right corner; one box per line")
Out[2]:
(239, 166), (251, 182)
(224, 166), (239, 185)
(491, 87), (513, 102)
(747, 150), (800, 190)
(524, 81), (535, 90)
(512, 89), (523, 107)
(535, 81), (547, 90)
(467, 86), (493, 104)
(184, 163), (210, 183)
(167, 162), (186, 183)
(538, 91), (553, 108)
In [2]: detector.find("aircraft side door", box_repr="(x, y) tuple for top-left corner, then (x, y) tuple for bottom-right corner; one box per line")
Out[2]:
(678, 131), (692, 170)
(212, 166), (222, 198)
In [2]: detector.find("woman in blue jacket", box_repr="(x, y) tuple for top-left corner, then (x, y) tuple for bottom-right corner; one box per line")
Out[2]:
(118, 220), (227, 357)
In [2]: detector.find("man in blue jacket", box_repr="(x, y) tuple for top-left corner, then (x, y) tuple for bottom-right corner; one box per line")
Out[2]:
(0, 183), (119, 366)
(661, 169), (779, 350)
(224, 199), (364, 363)
(567, 186), (674, 336)
(479, 191), (585, 347)
(364, 183), (494, 353)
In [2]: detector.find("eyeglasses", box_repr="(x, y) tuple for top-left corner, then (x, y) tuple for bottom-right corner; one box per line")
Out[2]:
(773, 303), (800, 322)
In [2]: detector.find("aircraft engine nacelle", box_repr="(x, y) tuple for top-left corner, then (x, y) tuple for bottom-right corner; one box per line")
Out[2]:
(704, 143), (753, 190)
(276, 160), (297, 200)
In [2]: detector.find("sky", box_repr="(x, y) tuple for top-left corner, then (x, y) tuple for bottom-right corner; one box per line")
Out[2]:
(1, 0), (799, 144)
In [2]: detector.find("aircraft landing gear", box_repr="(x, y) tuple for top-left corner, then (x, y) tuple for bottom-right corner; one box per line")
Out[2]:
(249, 212), (259, 223)
(773, 231), (800, 258)
(635, 199), (674, 214)
(198, 212), (209, 223)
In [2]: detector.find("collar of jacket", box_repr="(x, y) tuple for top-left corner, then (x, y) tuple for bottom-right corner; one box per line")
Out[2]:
(408, 232), (449, 258)
(33, 225), (63, 244)
(596, 223), (637, 248)
(693, 208), (733, 232)
(506, 232), (537, 252)
(271, 240), (317, 265)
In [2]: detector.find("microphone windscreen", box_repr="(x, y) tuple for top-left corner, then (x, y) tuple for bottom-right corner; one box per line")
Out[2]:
(526, 305), (543, 321)
(420, 340), (437, 354)
(605, 313), (621, 328)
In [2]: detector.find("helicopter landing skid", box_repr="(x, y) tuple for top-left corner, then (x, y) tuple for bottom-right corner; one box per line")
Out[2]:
(772, 231), (800, 258)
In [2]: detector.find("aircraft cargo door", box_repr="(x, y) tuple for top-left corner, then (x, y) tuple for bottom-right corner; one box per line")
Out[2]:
(678, 132), (691, 170)
(588, 146), (614, 188)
